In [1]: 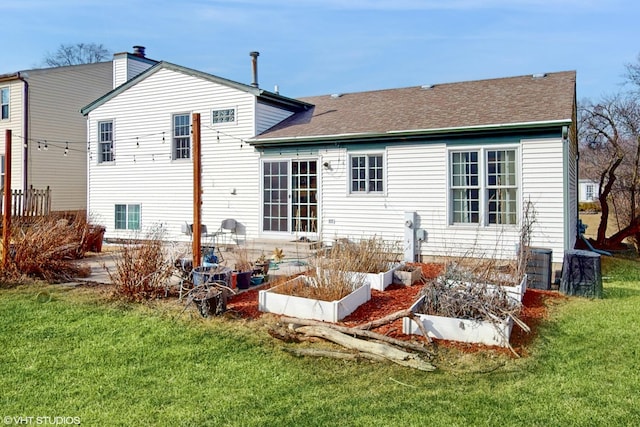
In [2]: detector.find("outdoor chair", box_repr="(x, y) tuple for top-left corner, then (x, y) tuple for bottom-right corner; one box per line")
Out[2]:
(214, 218), (239, 248)
(183, 221), (224, 262)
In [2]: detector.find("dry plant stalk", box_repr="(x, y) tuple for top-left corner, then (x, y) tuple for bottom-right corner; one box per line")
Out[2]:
(271, 236), (399, 301)
(320, 236), (400, 274)
(232, 245), (253, 272)
(418, 275), (521, 322)
(270, 271), (362, 302)
(107, 227), (174, 301)
(3, 214), (90, 282)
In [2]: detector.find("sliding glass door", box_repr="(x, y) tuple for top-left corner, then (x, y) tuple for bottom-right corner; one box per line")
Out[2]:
(262, 159), (318, 235)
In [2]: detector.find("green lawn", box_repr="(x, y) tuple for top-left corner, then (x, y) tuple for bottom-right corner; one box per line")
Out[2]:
(1, 257), (640, 426)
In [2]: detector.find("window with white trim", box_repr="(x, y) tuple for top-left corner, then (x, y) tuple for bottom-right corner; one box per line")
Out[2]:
(1, 87), (9, 120)
(450, 148), (518, 225)
(211, 108), (236, 124)
(115, 204), (140, 230)
(173, 114), (190, 159)
(350, 153), (384, 193)
(98, 121), (113, 163)
(585, 184), (594, 201)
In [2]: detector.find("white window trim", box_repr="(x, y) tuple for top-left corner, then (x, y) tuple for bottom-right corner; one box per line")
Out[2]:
(172, 112), (191, 161)
(1, 87), (9, 120)
(211, 106), (237, 127)
(347, 150), (387, 196)
(97, 119), (114, 164)
(115, 203), (141, 230)
(447, 145), (520, 227)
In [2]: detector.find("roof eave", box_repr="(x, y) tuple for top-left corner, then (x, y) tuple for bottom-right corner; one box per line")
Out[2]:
(248, 119), (574, 148)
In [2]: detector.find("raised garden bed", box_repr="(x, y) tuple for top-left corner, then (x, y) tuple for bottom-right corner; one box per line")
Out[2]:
(393, 264), (422, 286)
(258, 275), (371, 322)
(403, 276), (527, 347)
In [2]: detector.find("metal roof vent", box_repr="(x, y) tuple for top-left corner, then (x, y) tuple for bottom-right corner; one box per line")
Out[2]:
(421, 84), (435, 90)
(532, 73), (547, 79)
(330, 93), (342, 99)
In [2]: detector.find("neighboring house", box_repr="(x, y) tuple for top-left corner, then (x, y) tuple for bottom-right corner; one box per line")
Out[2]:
(579, 179), (599, 203)
(82, 59), (577, 265)
(0, 46), (155, 213)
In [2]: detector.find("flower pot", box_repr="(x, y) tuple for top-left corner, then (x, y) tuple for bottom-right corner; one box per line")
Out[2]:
(192, 266), (232, 287)
(192, 287), (227, 318)
(234, 270), (252, 290)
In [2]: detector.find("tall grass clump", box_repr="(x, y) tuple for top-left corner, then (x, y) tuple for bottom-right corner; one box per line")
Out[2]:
(107, 227), (175, 301)
(1, 213), (91, 283)
(271, 236), (400, 301)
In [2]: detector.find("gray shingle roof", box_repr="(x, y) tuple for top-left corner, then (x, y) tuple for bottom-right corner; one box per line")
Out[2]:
(253, 71), (576, 142)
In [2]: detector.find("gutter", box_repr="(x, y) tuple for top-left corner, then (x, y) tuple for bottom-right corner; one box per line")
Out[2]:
(248, 118), (573, 148)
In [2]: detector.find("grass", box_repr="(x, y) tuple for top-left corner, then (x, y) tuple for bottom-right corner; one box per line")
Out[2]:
(1, 256), (640, 426)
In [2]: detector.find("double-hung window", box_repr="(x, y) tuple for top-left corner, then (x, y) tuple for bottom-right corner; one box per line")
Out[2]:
(98, 121), (113, 163)
(115, 204), (140, 230)
(173, 114), (190, 159)
(1, 87), (9, 120)
(350, 153), (384, 193)
(450, 148), (518, 225)
(585, 184), (595, 201)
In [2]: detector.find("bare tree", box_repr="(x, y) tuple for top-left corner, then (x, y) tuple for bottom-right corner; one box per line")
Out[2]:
(43, 43), (111, 67)
(579, 93), (640, 249)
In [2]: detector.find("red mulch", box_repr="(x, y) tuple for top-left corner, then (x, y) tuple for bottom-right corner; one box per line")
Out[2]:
(226, 262), (564, 356)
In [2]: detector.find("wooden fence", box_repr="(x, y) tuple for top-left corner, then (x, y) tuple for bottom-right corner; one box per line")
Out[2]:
(0, 186), (51, 217)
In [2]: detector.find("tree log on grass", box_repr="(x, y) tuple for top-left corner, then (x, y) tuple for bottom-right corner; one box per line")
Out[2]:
(295, 325), (436, 372)
(280, 316), (434, 357)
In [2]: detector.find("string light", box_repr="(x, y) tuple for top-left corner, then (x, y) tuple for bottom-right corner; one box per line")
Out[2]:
(37, 142), (41, 151)
(44, 140), (48, 150)
(136, 137), (139, 148)
(64, 141), (69, 157)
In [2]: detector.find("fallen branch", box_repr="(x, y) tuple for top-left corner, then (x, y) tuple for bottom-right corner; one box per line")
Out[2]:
(353, 308), (411, 330)
(280, 316), (434, 357)
(284, 347), (386, 363)
(296, 326), (436, 372)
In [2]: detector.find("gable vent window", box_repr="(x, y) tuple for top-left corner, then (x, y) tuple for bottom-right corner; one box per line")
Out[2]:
(211, 108), (236, 125)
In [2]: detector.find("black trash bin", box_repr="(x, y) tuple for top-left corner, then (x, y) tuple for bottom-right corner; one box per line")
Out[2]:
(560, 250), (603, 298)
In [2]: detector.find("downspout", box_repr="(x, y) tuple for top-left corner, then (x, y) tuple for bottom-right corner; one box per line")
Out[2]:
(17, 72), (28, 192)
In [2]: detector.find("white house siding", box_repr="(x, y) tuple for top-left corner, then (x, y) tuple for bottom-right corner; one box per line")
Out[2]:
(112, 54), (154, 88)
(566, 135), (578, 252)
(255, 102), (294, 134)
(87, 67), (262, 242)
(27, 63), (112, 212)
(0, 79), (25, 190)
(311, 137), (568, 263)
(521, 138), (567, 264)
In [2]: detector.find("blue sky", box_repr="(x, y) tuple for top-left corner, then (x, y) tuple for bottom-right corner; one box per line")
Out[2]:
(2, 0), (639, 101)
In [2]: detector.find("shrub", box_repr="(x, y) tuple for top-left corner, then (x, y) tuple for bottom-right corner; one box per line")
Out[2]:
(107, 228), (175, 301)
(2, 214), (90, 283)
